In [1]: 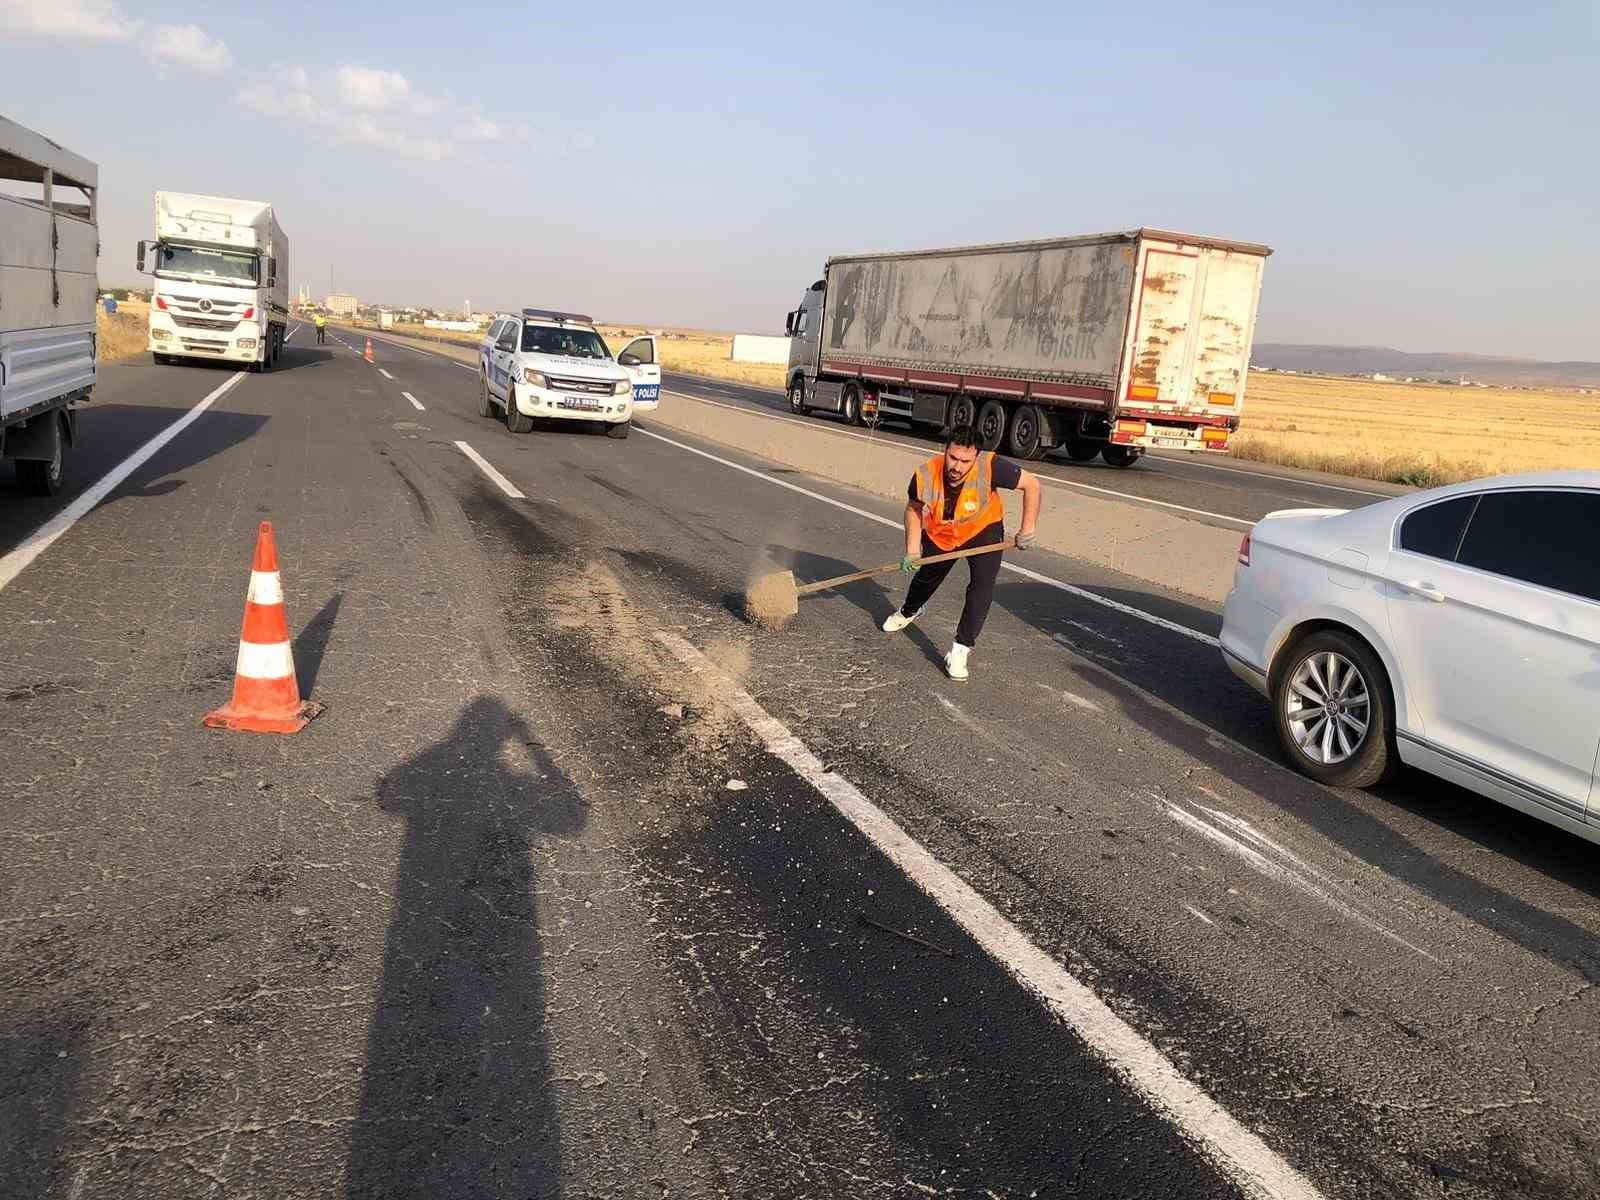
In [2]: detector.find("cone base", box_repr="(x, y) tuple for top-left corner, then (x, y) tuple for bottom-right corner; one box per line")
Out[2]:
(203, 700), (325, 735)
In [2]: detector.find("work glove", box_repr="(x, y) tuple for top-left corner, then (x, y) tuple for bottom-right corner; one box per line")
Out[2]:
(899, 554), (919, 576)
(1015, 530), (1038, 551)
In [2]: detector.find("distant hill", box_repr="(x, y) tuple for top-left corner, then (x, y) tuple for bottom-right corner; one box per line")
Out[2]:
(1251, 344), (1600, 389)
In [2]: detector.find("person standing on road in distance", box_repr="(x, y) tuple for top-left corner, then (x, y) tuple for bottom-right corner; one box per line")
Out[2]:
(313, 312), (326, 345)
(884, 424), (1042, 680)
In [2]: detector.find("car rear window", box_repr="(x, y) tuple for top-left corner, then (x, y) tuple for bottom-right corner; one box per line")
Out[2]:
(1398, 496), (1477, 560)
(1456, 490), (1600, 602)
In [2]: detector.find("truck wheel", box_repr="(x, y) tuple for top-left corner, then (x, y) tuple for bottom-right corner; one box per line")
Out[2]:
(506, 397), (535, 434)
(478, 375), (495, 417)
(605, 419), (631, 440)
(17, 415), (65, 497)
(1006, 404), (1044, 460)
(840, 382), (863, 426)
(1101, 446), (1142, 468)
(949, 394), (976, 432)
(975, 400), (1006, 451)
(1063, 439), (1100, 462)
(789, 378), (810, 415)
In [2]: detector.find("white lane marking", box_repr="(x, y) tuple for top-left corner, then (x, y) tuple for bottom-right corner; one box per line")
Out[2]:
(636, 426), (1219, 647)
(664, 389), (1252, 528)
(933, 693), (989, 735)
(355, 330), (480, 372)
(454, 441), (525, 499)
(1152, 452), (1394, 499)
(235, 639), (295, 679)
(402, 391), (425, 411)
(1035, 681), (1104, 713)
(285, 324), (300, 342)
(0, 372), (247, 593)
(655, 629), (1327, 1200)
(1158, 793), (1441, 965)
(248, 570), (282, 606)
(1184, 904), (1216, 927)
(378, 368), (394, 380)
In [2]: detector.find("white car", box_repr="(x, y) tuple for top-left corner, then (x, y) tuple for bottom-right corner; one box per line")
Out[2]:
(478, 309), (659, 438)
(1221, 471), (1600, 845)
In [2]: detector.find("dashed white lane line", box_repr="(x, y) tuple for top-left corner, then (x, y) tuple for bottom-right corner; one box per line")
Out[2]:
(402, 391), (425, 412)
(378, 368), (394, 380)
(0, 371), (248, 593)
(663, 390), (1254, 529)
(654, 629), (1326, 1200)
(454, 440), (524, 499)
(635, 426), (1219, 647)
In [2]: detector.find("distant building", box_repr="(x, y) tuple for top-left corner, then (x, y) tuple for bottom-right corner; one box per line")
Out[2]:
(326, 293), (358, 318)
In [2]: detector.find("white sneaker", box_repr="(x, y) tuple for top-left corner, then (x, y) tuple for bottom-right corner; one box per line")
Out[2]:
(881, 607), (923, 633)
(945, 643), (971, 681)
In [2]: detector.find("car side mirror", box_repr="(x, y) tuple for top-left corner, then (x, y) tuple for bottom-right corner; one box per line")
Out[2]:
(497, 337), (515, 352)
(619, 353), (641, 367)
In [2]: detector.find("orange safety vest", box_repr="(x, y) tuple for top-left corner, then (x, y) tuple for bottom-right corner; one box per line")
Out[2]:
(913, 452), (1005, 551)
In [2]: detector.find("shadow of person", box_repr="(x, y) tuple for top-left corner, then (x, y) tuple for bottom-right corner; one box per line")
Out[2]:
(345, 696), (585, 1199)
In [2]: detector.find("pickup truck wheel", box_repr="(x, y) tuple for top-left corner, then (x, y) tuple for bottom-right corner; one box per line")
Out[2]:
(975, 400), (1007, 451)
(1101, 446), (1142, 468)
(605, 419), (631, 440)
(16, 416), (65, 497)
(1063, 439), (1100, 462)
(789, 378), (810, 415)
(949, 394), (976, 432)
(477, 375), (494, 417)
(840, 382), (862, 426)
(1272, 629), (1397, 789)
(506, 396), (535, 434)
(1006, 404), (1044, 459)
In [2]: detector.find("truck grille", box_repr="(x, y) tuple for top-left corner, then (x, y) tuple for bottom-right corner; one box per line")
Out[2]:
(546, 375), (614, 395)
(172, 315), (238, 331)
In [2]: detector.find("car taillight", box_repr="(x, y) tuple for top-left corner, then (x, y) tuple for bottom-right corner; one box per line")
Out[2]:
(242, 307), (254, 320)
(1238, 530), (1252, 566)
(155, 296), (168, 310)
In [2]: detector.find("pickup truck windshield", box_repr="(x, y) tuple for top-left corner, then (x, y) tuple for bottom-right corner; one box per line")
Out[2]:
(156, 244), (258, 285)
(521, 326), (610, 359)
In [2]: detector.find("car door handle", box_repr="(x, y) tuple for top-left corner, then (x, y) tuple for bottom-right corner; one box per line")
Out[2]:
(1398, 579), (1446, 602)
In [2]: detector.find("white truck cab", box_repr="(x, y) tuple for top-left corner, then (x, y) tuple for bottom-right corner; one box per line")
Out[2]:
(478, 309), (657, 439)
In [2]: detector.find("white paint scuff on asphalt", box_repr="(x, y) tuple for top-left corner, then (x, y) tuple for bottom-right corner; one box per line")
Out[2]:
(636, 426), (1219, 647)
(1184, 904), (1217, 927)
(454, 441), (525, 499)
(0, 371), (247, 594)
(1157, 793), (1441, 965)
(378, 368), (394, 380)
(655, 629), (1327, 1200)
(402, 391), (426, 411)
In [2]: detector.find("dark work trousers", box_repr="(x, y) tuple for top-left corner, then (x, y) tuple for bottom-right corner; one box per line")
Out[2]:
(899, 521), (1005, 647)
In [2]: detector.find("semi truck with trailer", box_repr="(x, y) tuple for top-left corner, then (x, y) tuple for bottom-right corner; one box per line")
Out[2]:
(138, 191), (289, 371)
(783, 229), (1270, 466)
(0, 115), (98, 496)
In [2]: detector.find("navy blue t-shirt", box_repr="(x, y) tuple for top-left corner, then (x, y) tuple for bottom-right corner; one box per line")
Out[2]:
(909, 455), (1023, 520)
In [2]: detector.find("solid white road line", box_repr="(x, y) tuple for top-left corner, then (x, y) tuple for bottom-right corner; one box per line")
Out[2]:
(655, 630), (1326, 1200)
(454, 440), (525, 499)
(1152, 451), (1394, 499)
(0, 372), (248, 593)
(378, 368), (394, 380)
(352, 329), (479, 372)
(402, 391), (425, 411)
(663, 389), (1253, 528)
(635, 426), (1220, 647)
(285, 324), (300, 342)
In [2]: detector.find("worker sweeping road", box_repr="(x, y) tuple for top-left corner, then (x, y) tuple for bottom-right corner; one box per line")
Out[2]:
(882, 424), (1042, 681)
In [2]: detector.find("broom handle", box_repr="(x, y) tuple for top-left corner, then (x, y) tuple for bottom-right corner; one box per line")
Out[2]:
(794, 541), (1010, 597)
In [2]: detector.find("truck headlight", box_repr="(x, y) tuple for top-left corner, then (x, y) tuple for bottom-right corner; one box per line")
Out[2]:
(524, 369), (547, 388)
(613, 379), (630, 395)
(237, 338), (257, 350)
(151, 329), (172, 340)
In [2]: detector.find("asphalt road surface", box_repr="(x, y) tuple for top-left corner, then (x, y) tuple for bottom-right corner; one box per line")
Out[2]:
(1, 326), (1594, 1199)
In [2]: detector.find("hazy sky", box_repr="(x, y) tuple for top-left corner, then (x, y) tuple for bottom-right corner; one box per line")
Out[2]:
(4, 0), (1597, 358)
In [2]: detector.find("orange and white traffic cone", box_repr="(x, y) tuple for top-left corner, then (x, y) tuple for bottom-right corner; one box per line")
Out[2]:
(363, 338), (374, 363)
(203, 521), (324, 734)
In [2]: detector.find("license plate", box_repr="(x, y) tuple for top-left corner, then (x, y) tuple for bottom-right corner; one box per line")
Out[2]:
(1153, 436), (1192, 448)
(633, 383), (660, 401)
(561, 396), (602, 411)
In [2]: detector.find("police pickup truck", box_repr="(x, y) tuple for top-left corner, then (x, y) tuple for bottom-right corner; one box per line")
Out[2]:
(477, 309), (660, 439)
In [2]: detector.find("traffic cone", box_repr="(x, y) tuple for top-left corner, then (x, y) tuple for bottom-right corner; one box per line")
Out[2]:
(204, 522), (324, 734)
(364, 338), (374, 363)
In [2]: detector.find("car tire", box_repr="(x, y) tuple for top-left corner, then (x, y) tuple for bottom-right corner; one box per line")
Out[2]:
(1101, 445), (1142, 468)
(16, 416), (65, 497)
(1271, 629), (1398, 789)
(506, 397), (534, 434)
(606, 419), (631, 440)
(478, 374), (494, 417)
(975, 399), (1006, 451)
(789, 377), (810, 415)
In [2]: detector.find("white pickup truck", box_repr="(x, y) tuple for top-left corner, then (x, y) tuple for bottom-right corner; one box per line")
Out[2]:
(0, 116), (98, 496)
(477, 309), (659, 439)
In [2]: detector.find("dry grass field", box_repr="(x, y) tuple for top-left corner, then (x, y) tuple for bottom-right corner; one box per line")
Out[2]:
(356, 317), (1597, 486)
(96, 298), (149, 362)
